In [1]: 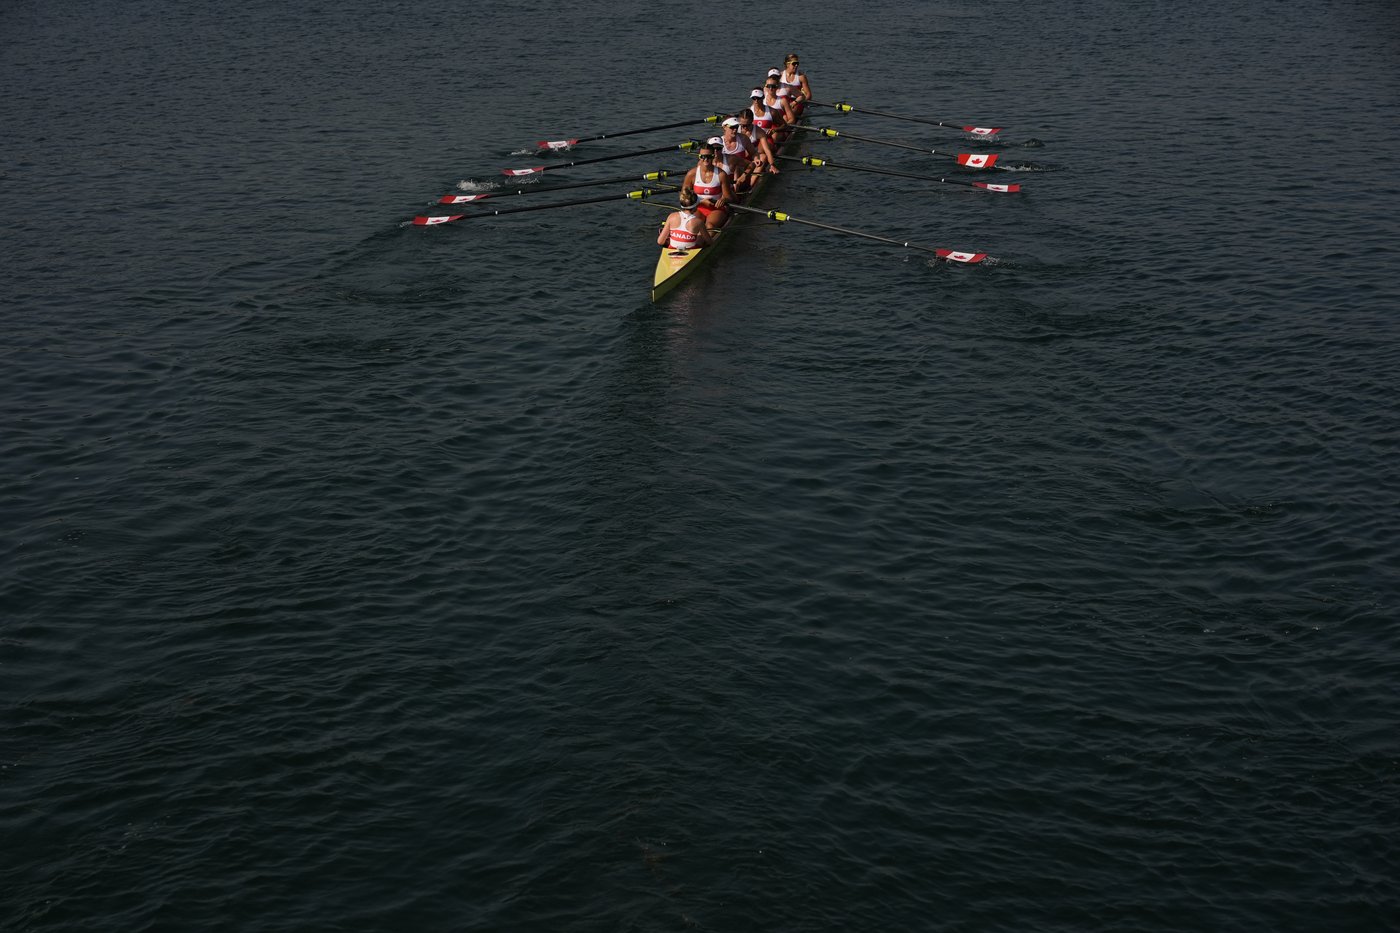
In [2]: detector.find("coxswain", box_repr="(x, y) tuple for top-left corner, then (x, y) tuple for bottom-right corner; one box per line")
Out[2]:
(657, 188), (712, 252)
(718, 117), (757, 192)
(778, 54), (811, 104)
(681, 138), (734, 230)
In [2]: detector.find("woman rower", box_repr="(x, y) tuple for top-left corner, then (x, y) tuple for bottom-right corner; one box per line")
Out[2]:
(736, 108), (779, 176)
(778, 53), (811, 105)
(756, 77), (797, 133)
(681, 138), (734, 230)
(718, 117), (757, 192)
(766, 68), (786, 101)
(656, 188), (712, 252)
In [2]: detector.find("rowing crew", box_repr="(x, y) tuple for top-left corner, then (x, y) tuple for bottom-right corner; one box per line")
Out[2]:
(653, 133), (742, 251)
(655, 57), (810, 250)
(655, 122), (780, 248)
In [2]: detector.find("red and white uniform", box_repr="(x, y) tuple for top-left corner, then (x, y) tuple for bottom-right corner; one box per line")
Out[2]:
(719, 135), (754, 176)
(667, 209), (702, 250)
(779, 67), (804, 98)
(691, 163), (727, 206)
(750, 99), (775, 131)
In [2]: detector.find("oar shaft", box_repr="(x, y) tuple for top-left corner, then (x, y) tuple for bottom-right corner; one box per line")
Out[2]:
(440, 170), (678, 203)
(779, 155), (1021, 192)
(724, 203), (989, 263)
(791, 123), (928, 154)
(569, 115), (722, 143)
(806, 99), (1001, 135)
(726, 203), (935, 254)
(505, 141), (699, 176)
(789, 125), (1000, 169)
(414, 188), (660, 225)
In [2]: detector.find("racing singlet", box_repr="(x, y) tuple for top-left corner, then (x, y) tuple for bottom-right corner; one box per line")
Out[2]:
(691, 164), (726, 204)
(750, 100), (774, 131)
(668, 210), (701, 250)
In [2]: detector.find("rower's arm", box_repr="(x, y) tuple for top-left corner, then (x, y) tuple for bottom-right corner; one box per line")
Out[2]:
(656, 216), (673, 246)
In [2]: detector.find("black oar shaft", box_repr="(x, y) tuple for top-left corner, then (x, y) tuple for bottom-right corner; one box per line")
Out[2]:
(789, 125), (1007, 170)
(447, 170), (677, 202)
(468, 190), (651, 218)
(415, 189), (660, 225)
(790, 124), (950, 157)
(515, 141), (699, 173)
(725, 203), (938, 255)
(806, 99), (992, 133)
(778, 155), (1016, 191)
(563, 115), (722, 144)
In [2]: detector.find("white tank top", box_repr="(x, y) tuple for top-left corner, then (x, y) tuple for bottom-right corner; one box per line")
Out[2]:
(692, 163), (725, 203)
(668, 210), (700, 250)
(720, 135), (752, 175)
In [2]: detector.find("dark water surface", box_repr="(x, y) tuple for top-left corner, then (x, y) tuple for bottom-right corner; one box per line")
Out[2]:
(4, 0), (1399, 930)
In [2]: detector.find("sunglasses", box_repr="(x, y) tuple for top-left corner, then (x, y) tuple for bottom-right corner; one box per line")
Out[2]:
(765, 84), (778, 89)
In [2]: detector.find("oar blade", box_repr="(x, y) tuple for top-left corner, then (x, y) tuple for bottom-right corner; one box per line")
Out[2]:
(935, 249), (988, 264)
(972, 181), (1020, 193)
(503, 167), (544, 177)
(439, 193), (492, 204)
(956, 153), (999, 169)
(964, 126), (1003, 137)
(412, 214), (465, 226)
(536, 139), (579, 151)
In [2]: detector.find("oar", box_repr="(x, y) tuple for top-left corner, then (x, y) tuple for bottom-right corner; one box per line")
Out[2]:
(503, 141), (701, 177)
(535, 115), (724, 151)
(807, 99), (1002, 137)
(437, 170), (680, 204)
(725, 202), (990, 264)
(790, 125), (1003, 169)
(778, 155), (1021, 193)
(412, 188), (660, 226)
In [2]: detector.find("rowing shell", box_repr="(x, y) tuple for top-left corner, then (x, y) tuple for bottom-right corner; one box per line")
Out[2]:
(651, 104), (805, 303)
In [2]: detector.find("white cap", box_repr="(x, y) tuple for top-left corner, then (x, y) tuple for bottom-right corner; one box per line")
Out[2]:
(750, 89), (763, 98)
(707, 136), (723, 146)
(721, 117), (740, 127)
(767, 68), (781, 76)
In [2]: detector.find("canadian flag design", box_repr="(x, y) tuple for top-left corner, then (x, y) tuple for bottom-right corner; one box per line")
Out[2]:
(439, 194), (491, 204)
(957, 153), (998, 169)
(936, 249), (987, 264)
(503, 167), (543, 177)
(411, 215), (463, 226)
(965, 126), (1002, 136)
(537, 139), (578, 150)
(974, 183), (1020, 193)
